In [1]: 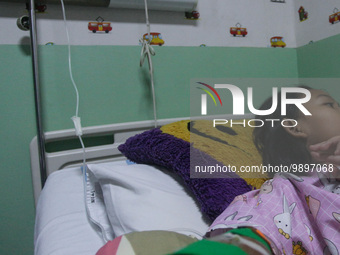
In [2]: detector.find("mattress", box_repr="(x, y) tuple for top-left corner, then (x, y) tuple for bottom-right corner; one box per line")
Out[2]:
(34, 166), (111, 255)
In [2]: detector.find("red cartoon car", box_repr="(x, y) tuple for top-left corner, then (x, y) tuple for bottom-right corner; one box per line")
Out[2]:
(230, 25), (248, 37)
(88, 21), (112, 33)
(329, 9), (340, 24)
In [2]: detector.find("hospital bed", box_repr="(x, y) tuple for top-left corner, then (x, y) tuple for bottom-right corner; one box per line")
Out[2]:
(31, 114), (263, 255)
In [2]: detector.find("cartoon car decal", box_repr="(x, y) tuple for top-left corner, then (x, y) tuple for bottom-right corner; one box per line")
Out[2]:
(329, 8), (340, 24)
(271, 36), (286, 48)
(88, 17), (112, 33)
(143, 32), (165, 46)
(230, 23), (248, 37)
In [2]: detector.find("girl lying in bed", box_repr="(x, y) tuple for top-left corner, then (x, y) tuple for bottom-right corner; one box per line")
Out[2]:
(97, 87), (340, 255)
(171, 86), (340, 255)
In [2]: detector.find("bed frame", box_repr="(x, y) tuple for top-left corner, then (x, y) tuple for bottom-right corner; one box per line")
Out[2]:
(30, 117), (193, 205)
(30, 115), (253, 206)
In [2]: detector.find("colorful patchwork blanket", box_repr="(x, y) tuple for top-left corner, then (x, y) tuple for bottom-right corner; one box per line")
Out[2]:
(97, 171), (340, 254)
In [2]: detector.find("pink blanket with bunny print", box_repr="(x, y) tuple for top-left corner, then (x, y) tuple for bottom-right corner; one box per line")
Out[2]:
(208, 172), (340, 254)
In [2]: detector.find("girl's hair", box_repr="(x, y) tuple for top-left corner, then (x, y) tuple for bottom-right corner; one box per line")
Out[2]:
(253, 86), (312, 167)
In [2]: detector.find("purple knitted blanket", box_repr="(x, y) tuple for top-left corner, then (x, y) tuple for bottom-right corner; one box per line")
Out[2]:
(118, 128), (252, 221)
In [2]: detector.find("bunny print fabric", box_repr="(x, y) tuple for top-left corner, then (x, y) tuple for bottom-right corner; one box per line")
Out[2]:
(208, 172), (340, 255)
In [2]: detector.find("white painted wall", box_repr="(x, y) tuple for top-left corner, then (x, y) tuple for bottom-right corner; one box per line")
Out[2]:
(0, 0), (339, 48)
(293, 0), (340, 47)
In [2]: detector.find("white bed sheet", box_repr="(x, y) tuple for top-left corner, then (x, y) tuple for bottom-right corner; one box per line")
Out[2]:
(34, 160), (210, 255)
(34, 166), (109, 255)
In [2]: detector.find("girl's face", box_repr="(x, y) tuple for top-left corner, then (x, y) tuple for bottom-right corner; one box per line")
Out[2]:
(297, 89), (340, 146)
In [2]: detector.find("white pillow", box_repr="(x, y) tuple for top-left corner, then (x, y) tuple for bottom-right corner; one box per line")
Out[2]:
(87, 161), (210, 239)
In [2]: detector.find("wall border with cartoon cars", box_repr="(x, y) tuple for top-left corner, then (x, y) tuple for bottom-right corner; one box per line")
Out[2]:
(35, 1), (340, 48)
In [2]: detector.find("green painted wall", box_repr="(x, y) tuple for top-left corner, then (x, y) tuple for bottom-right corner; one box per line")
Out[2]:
(297, 34), (340, 78)
(0, 45), (36, 255)
(40, 45), (299, 131)
(296, 34), (340, 101)
(0, 44), (299, 254)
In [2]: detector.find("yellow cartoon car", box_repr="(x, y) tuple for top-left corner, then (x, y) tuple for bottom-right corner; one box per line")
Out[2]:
(143, 32), (164, 46)
(270, 36), (286, 48)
